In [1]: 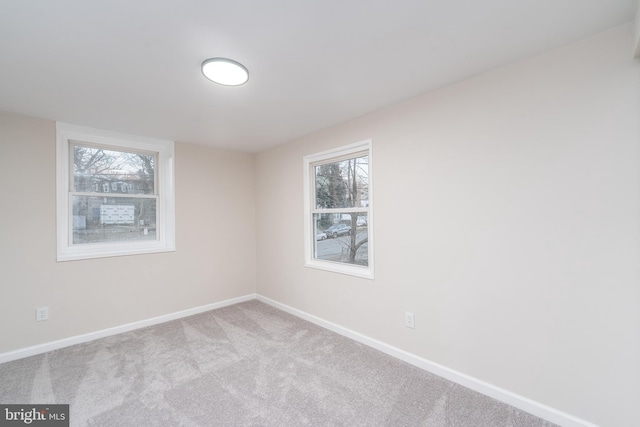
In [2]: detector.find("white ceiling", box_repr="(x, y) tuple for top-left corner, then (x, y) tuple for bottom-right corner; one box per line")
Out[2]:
(0, 1), (637, 152)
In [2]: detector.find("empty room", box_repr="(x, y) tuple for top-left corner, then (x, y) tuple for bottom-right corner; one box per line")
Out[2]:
(1, 1), (639, 426)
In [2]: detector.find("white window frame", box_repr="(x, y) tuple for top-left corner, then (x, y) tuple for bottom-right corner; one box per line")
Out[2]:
(303, 139), (374, 279)
(56, 122), (175, 261)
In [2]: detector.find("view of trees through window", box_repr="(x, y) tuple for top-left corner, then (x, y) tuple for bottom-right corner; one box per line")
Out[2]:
(71, 144), (158, 244)
(313, 154), (369, 266)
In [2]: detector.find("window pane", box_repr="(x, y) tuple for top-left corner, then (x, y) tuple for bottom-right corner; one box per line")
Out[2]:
(73, 145), (155, 194)
(314, 212), (368, 266)
(72, 196), (157, 244)
(315, 155), (368, 209)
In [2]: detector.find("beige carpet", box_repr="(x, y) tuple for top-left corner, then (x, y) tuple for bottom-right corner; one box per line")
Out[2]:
(0, 300), (558, 426)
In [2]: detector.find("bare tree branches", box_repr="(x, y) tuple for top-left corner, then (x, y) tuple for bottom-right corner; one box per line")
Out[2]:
(315, 155), (369, 264)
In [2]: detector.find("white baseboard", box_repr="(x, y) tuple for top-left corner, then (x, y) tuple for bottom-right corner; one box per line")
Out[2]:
(256, 294), (599, 427)
(1, 293), (598, 427)
(0, 294), (256, 364)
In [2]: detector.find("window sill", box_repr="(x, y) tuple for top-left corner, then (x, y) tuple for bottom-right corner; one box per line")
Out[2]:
(304, 259), (374, 280)
(57, 241), (176, 262)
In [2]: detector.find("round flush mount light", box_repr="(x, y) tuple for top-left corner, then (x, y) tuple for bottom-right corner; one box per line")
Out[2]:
(201, 58), (249, 86)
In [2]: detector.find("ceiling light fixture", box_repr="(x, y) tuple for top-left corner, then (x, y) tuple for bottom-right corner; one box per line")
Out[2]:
(201, 58), (249, 86)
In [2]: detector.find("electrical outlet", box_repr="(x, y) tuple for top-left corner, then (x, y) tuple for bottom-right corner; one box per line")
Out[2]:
(36, 307), (49, 322)
(405, 311), (415, 329)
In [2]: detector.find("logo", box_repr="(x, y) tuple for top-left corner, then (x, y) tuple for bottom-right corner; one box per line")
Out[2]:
(0, 405), (68, 426)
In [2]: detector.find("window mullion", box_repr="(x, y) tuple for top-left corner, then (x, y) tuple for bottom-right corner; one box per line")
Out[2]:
(312, 207), (368, 214)
(70, 191), (158, 199)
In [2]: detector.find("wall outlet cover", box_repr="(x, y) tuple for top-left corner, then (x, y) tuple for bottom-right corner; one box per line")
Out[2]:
(405, 311), (415, 329)
(36, 307), (49, 322)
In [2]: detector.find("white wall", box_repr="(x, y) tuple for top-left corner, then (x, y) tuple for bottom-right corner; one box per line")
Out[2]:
(634, 3), (640, 57)
(255, 24), (640, 426)
(0, 111), (257, 353)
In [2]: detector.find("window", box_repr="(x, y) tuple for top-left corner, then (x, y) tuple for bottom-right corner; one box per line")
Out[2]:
(303, 140), (373, 279)
(56, 122), (175, 261)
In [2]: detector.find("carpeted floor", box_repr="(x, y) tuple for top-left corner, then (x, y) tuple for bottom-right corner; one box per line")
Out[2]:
(0, 300), (558, 426)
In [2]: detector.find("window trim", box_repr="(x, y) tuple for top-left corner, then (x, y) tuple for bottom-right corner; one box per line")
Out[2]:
(303, 139), (374, 279)
(56, 122), (175, 261)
